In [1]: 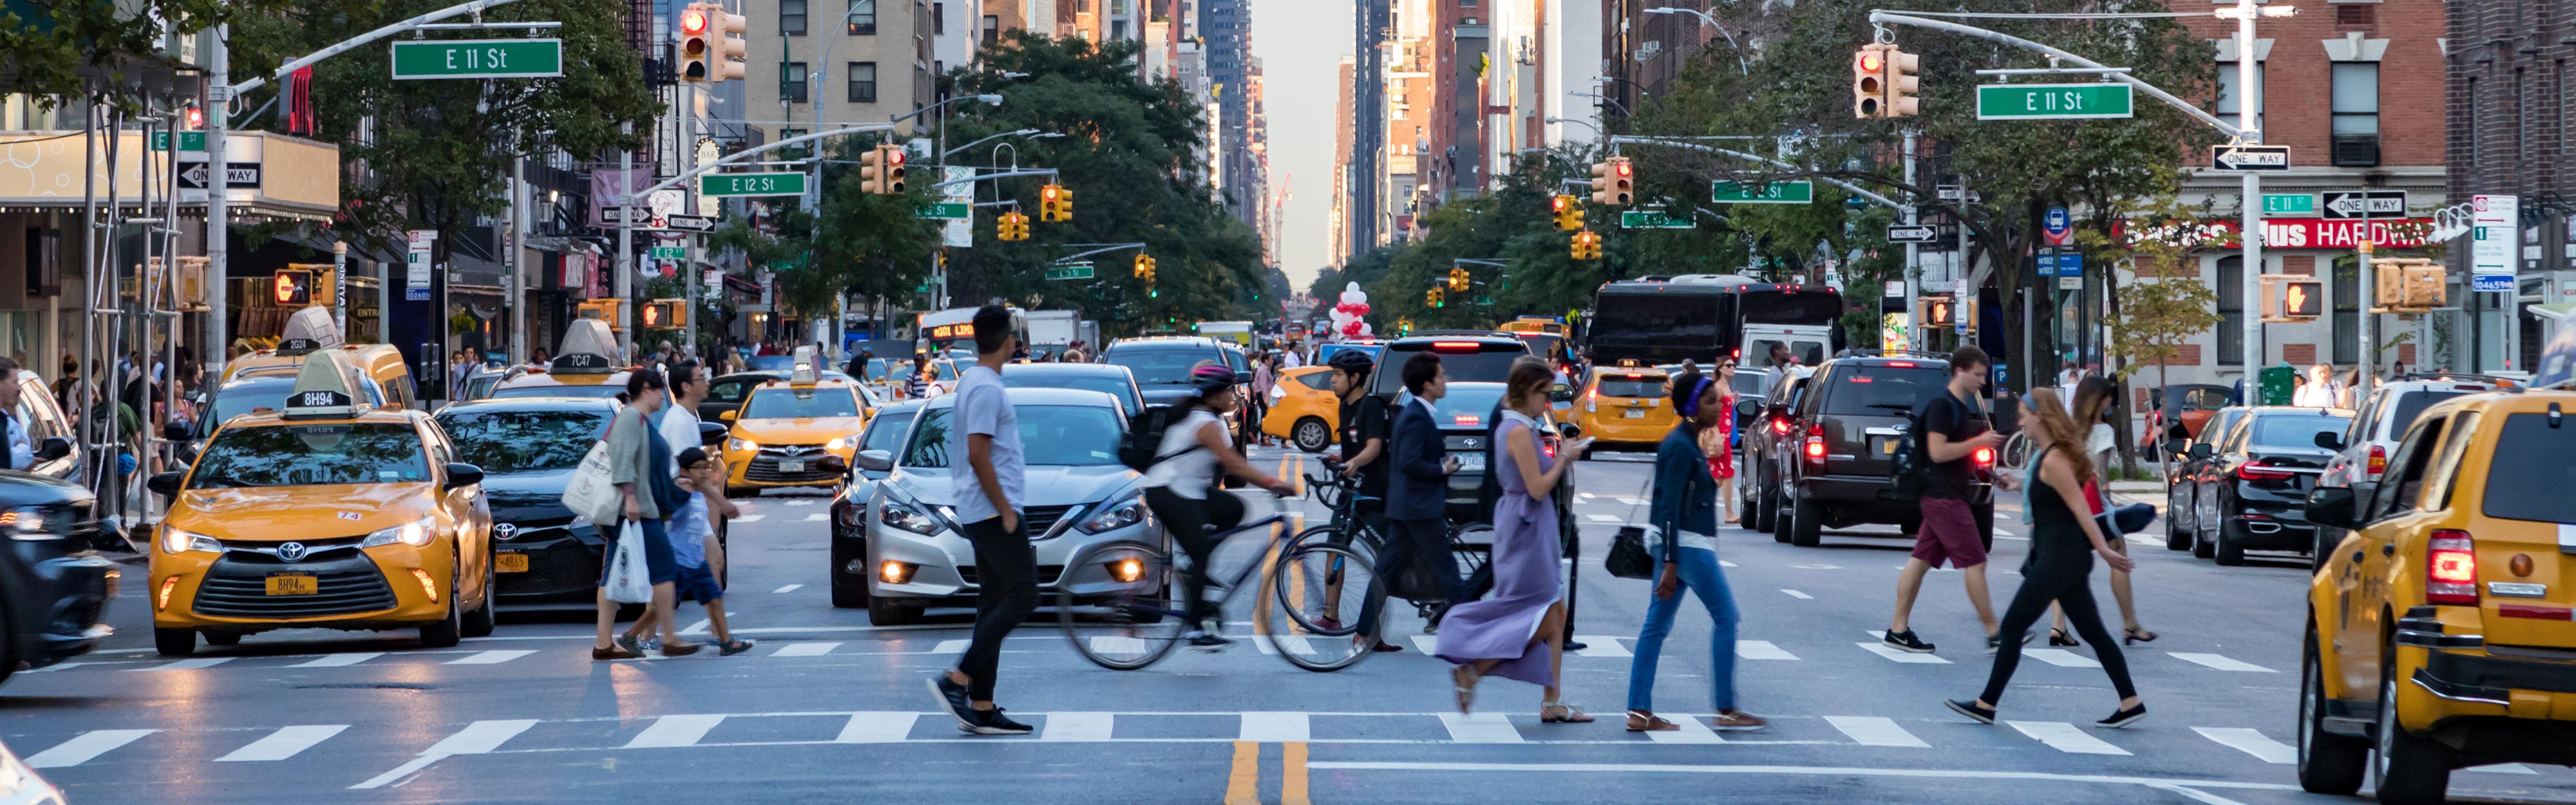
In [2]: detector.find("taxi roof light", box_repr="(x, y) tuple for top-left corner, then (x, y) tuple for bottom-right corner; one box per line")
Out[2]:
(281, 350), (362, 419)
(274, 307), (345, 355)
(551, 319), (620, 375)
(790, 345), (820, 384)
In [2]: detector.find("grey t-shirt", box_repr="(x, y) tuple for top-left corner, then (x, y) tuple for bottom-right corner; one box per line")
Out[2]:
(947, 365), (1025, 526)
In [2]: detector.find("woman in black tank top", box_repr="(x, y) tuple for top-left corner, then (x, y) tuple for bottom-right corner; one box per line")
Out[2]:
(1944, 389), (2148, 730)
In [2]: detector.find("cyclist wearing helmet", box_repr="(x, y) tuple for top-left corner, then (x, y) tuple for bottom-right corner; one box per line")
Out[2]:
(1327, 348), (1405, 652)
(1142, 363), (1297, 650)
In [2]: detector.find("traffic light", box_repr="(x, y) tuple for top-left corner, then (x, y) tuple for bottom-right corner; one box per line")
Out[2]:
(1427, 287), (1444, 308)
(272, 269), (312, 306)
(1854, 44), (1888, 118)
(997, 211), (1030, 242)
(1038, 184), (1073, 222)
(1447, 267), (1470, 292)
(677, 3), (711, 82)
(1570, 229), (1604, 260)
(1885, 46), (1922, 117)
(286, 262), (335, 306)
(1920, 295), (1955, 328)
(2281, 279), (2324, 320)
(858, 144), (905, 194)
(2372, 258), (2447, 311)
(1589, 157), (1633, 206)
(1550, 194), (1584, 231)
(1133, 253), (1156, 281)
(710, 6), (748, 82)
(640, 299), (687, 329)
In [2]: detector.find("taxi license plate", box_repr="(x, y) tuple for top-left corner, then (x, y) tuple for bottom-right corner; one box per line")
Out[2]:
(265, 575), (317, 596)
(777, 459), (806, 474)
(1881, 440), (1900, 455)
(496, 553), (529, 573)
(1622, 408), (1647, 419)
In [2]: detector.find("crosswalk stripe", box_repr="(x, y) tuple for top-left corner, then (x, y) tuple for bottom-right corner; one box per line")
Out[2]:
(773, 642), (839, 657)
(2007, 721), (2130, 755)
(126, 658), (231, 672)
(625, 715), (727, 748)
(1645, 715), (1723, 744)
(445, 650), (535, 665)
(1825, 716), (1927, 748)
(1437, 712), (1523, 744)
(1586, 515), (1624, 524)
(835, 712), (920, 743)
(1855, 642), (1950, 664)
(25, 729), (155, 768)
(1091, 636), (1148, 656)
(20, 662), (88, 673)
(427, 719), (538, 755)
(2168, 652), (2276, 673)
(1735, 641), (1799, 661)
(1271, 635), (1316, 656)
(2023, 649), (2101, 668)
(734, 515), (766, 523)
(1041, 712), (1115, 742)
(931, 639), (971, 654)
(1410, 636), (1439, 654)
(289, 652), (383, 668)
(2465, 763), (2539, 774)
(773, 584), (802, 593)
(216, 724), (348, 762)
(802, 513), (829, 522)
(1779, 589), (1813, 600)
(2192, 727), (2293, 764)
(1572, 636), (1631, 658)
(1241, 712), (1310, 743)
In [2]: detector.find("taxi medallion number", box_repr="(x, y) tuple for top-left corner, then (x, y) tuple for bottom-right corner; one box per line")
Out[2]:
(266, 575), (318, 596)
(497, 553), (531, 573)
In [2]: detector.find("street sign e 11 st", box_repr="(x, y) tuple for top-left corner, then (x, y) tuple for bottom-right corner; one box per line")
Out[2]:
(2261, 194), (2315, 215)
(1620, 209), (1695, 229)
(2321, 191), (2408, 220)
(390, 39), (565, 79)
(2211, 144), (2292, 171)
(1045, 262), (1095, 281)
(1975, 83), (2135, 120)
(699, 172), (808, 197)
(1884, 225), (1938, 243)
(1712, 180), (1813, 204)
(149, 131), (206, 152)
(916, 202), (972, 220)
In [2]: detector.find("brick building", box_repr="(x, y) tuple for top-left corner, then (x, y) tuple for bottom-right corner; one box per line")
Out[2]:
(2443, 0), (2575, 373)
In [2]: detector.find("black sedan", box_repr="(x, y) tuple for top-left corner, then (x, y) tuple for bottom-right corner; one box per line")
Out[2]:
(2183, 406), (2351, 566)
(438, 398), (729, 607)
(0, 470), (117, 687)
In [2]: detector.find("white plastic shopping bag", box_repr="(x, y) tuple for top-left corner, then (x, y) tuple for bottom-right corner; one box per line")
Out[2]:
(605, 520), (654, 603)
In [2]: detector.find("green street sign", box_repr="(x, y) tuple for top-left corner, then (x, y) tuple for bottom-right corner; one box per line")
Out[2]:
(1712, 181), (1814, 205)
(699, 172), (808, 197)
(648, 246), (687, 260)
(1045, 262), (1095, 281)
(1620, 209), (1696, 229)
(2262, 194), (2316, 216)
(1975, 83), (2135, 120)
(149, 131), (205, 152)
(916, 202), (972, 220)
(389, 39), (565, 80)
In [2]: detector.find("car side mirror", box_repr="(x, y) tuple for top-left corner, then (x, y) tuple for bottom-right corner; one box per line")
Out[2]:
(854, 450), (894, 473)
(2189, 443), (2213, 460)
(719, 410), (737, 422)
(2313, 431), (2344, 450)
(1735, 399), (1761, 419)
(442, 462), (484, 490)
(698, 421), (728, 447)
(2305, 486), (2361, 530)
(162, 421), (193, 442)
(36, 436), (71, 461)
(146, 471), (184, 498)
(2163, 439), (2188, 457)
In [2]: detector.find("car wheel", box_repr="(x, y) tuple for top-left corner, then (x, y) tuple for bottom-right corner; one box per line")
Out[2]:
(201, 631), (240, 647)
(831, 538), (869, 609)
(2192, 510), (2218, 560)
(2371, 643), (2454, 805)
(461, 556), (497, 638)
(2214, 516), (2248, 567)
(1756, 472), (1781, 536)
(1292, 417), (1332, 453)
(154, 627), (196, 657)
(419, 566), (464, 649)
(867, 596), (920, 626)
(1789, 494), (1822, 548)
(2297, 627), (2368, 795)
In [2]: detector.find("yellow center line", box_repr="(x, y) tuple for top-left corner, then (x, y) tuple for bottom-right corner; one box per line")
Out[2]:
(1224, 740), (1262, 805)
(1281, 742), (1312, 805)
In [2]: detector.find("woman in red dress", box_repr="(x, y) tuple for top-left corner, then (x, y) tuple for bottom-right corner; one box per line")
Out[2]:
(1701, 358), (1740, 523)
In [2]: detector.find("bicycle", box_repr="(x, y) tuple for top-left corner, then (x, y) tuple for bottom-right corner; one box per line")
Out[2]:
(1055, 490), (1383, 672)
(1285, 466), (1492, 621)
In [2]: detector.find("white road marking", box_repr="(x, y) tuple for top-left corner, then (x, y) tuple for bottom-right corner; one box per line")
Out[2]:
(836, 712), (920, 743)
(1586, 515), (1625, 524)
(1779, 589), (1813, 600)
(1855, 643), (1950, 664)
(2168, 652), (2276, 673)
(19, 662), (88, 673)
(1735, 641), (1799, 661)
(1240, 712), (1310, 743)
(625, 715), (727, 748)
(1437, 712), (1524, 743)
(1719, 560), (1737, 568)
(1572, 636), (1631, 658)
(1645, 715), (1724, 744)
(1786, 563), (1841, 570)
(679, 618), (712, 636)
(773, 642), (840, 657)
(781, 499), (815, 506)
(126, 658), (231, 672)
(802, 513), (829, 522)
(352, 719), (536, 789)
(2008, 721), (2130, 755)
(2192, 727), (2293, 764)
(288, 652), (384, 668)
(1410, 636), (1439, 654)
(2023, 649), (2102, 668)
(1090, 636), (1148, 656)
(1824, 716), (1927, 748)
(2464, 763), (2539, 775)
(1040, 712), (1115, 742)
(1294, 761), (2304, 800)
(216, 724), (348, 762)
(444, 650), (535, 665)
(734, 515), (766, 523)
(25, 730), (155, 768)
(1267, 635), (1316, 656)
(931, 639), (971, 654)
(772, 584), (802, 593)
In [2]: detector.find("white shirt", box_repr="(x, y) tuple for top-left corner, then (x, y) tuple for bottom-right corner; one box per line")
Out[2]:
(656, 404), (703, 477)
(2293, 383), (2341, 408)
(1141, 408), (1224, 498)
(948, 365), (1025, 525)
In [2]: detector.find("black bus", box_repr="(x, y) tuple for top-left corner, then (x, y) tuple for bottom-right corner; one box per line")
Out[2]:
(1584, 276), (1846, 366)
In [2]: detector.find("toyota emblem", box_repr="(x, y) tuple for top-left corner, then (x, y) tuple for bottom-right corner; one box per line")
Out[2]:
(494, 523), (518, 541)
(277, 542), (308, 562)
(1463, 439), (1480, 448)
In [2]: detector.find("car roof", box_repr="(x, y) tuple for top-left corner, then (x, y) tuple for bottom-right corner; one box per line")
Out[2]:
(1104, 337), (1224, 350)
(433, 397), (620, 416)
(1590, 366), (1667, 378)
(2244, 406), (2354, 416)
(918, 387), (1125, 408)
(1002, 363), (1128, 376)
(1384, 335), (1522, 347)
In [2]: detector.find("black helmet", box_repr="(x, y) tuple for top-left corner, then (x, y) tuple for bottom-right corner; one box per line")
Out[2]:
(1327, 348), (1376, 375)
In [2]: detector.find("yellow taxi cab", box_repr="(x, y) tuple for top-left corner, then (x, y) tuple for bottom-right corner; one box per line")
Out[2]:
(721, 347), (870, 495)
(146, 350), (495, 656)
(1262, 365), (1341, 453)
(2297, 387), (2576, 804)
(220, 307), (421, 409)
(489, 319), (629, 400)
(1568, 366), (1675, 457)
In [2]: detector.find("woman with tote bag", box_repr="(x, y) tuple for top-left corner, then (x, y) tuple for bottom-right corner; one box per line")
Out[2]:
(592, 368), (701, 660)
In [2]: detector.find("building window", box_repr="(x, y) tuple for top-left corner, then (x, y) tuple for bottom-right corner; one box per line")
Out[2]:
(848, 0), (876, 35)
(2331, 62), (2380, 167)
(933, 3), (945, 35)
(982, 14), (999, 45)
(2217, 256), (2244, 365)
(2215, 60), (2264, 134)
(2333, 256), (2360, 365)
(848, 62), (877, 103)
(780, 61), (809, 103)
(781, 0), (808, 34)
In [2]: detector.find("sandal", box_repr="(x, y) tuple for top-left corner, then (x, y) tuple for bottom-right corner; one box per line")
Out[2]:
(1711, 710), (1769, 732)
(2123, 627), (2158, 645)
(1540, 701), (1594, 724)
(1451, 665), (1480, 714)
(718, 639), (757, 656)
(2049, 629), (2079, 647)
(1625, 710), (1678, 732)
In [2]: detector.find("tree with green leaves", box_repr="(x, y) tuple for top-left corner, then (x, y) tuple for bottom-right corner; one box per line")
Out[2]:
(0, 0), (290, 109)
(706, 135), (942, 334)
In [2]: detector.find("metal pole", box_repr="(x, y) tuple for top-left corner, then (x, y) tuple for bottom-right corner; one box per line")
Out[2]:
(334, 242), (349, 336)
(617, 128), (634, 358)
(2356, 202), (2373, 384)
(1902, 131), (1920, 350)
(509, 156), (526, 363)
(2236, 2), (2264, 377)
(205, 24), (231, 378)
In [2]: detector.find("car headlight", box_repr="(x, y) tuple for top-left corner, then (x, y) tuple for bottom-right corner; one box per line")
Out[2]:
(361, 516), (439, 549)
(569, 513), (594, 529)
(727, 437), (755, 453)
(824, 436), (851, 451)
(1078, 495), (1146, 534)
(159, 526), (220, 554)
(878, 500), (943, 535)
(0, 506), (62, 541)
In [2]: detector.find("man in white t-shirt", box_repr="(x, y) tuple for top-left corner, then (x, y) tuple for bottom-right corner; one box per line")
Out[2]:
(929, 305), (1034, 736)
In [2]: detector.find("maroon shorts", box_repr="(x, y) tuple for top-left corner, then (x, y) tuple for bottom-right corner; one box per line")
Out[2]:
(1911, 497), (1987, 569)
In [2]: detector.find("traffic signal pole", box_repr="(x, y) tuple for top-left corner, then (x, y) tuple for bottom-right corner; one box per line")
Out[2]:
(1902, 130), (1920, 350)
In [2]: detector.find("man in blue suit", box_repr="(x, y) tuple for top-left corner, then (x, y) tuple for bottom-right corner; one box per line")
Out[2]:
(1357, 352), (1468, 641)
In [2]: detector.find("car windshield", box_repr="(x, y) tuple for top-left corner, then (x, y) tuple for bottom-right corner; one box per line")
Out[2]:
(2483, 413), (2576, 524)
(2177, 388), (2231, 410)
(864, 358), (892, 381)
(1596, 375), (1666, 399)
(2379, 390), (2473, 440)
(438, 409), (609, 474)
(900, 404), (1126, 468)
(1003, 372), (1139, 414)
(2249, 413), (2350, 449)
(211, 377), (382, 425)
(743, 388), (862, 419)
(1106, 348), (1220, 384)
(1432, 385), (1508, 429)
(1821, 365), (1950, 415)
(189, 423), (430, 488)
(491, 384), (627, 400)
(861, 411), (918, 453)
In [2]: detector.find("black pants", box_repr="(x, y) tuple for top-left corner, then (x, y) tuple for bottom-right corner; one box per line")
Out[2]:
(957, 514), (1037, 702)
(1355, 516), (1466, 636)
(1144, 486), (1245, 627)
(1980, 551), (2139, 705)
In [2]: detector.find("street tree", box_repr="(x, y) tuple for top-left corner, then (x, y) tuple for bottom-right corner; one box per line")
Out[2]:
(0, 0), (292, 109)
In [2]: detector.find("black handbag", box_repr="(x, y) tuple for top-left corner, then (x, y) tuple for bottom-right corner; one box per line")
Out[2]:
(1606, 526), (1654, 580)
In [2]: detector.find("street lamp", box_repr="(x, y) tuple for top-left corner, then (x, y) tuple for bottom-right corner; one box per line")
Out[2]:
(1570, 90), (1631, 118)
(944, 128), (1060, 158)
(1643, 7), (1752, 75)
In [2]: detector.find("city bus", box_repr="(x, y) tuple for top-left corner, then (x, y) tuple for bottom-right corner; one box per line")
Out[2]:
(913, 306), (1030, 355)
(1584, 275), (1845, 367)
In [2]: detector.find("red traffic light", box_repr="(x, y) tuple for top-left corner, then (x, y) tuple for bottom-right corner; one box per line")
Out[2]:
(1615, 162), (1633, 178)
(1551, 196), (1568, 212)
(885, 147), (904, 166)
(679, 8), (708, 33)
(1860, 52), (1884, 73)
(1041, 185), (1061, 201)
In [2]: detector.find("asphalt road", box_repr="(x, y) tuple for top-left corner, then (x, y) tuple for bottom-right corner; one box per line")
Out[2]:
(12, 445), (2576, 805)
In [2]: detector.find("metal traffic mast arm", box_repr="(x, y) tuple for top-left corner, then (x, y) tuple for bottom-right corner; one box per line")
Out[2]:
(1051, 243), (1148, 263)
(629, 123), (900, 200)
(1609, 136), (1908, 211)
(928, 169), (1062, 191)
(1864, 10), (2246, 140)
(231, 0), (536, 97)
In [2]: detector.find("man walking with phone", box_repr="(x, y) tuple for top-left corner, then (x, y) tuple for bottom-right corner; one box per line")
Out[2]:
(1355, 353), (1470, 643)
(927, 306), (1036, 735)
(1884, 346), (2010, 655)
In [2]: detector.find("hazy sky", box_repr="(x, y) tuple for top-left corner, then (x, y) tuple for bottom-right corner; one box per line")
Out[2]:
(1250, 0), (1353, 289)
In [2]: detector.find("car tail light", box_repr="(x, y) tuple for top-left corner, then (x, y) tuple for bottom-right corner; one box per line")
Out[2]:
(2366, 444), (2386, 477)
(1586, 389), (1597, 413)
(1803, 423), (1825, 464)
(1770, 417), (1789, 435)
(1886, 361), (1916, 368)
(1972, 446), (1995, 468)
(2239, 460), (2297, 481)
(2426, 531), (2479, 605)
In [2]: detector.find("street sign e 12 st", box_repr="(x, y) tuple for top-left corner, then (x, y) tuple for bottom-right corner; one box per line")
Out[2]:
(1712, 180), (1813, 204)
(1620, 209), (1695, 229)
(648, 246), (687, 260)
(390, 39), (565, 79)
(2320, 191), (2407, 220)
(1884, 225), (1938, 243)
(2261, 194), (2316, 216)
(699, 172), (808, 197)
(1045, 262), (1095, 281)
(1975, 83), (2135, 120)
(2211, 144), (2292, 171)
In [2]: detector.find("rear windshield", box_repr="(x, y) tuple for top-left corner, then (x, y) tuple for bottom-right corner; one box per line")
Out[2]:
(491, 384), (626, 400)
(1820, 365), (1949, 416)
(2378, 390), (2472, 439)
(1595, 377), (1666, 399)
(1002, 371), (1140, 415)
(1433, 385), (1508, 429)
(2250, 413), (2349, 449)
(2177, 388), (2231, 410)
(1104, 348), (1220, 385)
(1372, 344), (1529, 395)
(2481, 413), (2576, 524)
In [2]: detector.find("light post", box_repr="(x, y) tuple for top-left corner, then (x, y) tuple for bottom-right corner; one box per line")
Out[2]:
(891, 93), (1004, 312)
(1642, 7), (1751, 75)
(943, 128), (1059, 159)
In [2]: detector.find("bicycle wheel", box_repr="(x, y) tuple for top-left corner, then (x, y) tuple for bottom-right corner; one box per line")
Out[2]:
(1056, 542), (1186, 670)
(1261, 542), (1379, 672)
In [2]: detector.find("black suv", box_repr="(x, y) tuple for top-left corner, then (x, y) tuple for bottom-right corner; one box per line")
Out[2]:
(1770, 355), (1993, 547)
(0, 471), (117, 687)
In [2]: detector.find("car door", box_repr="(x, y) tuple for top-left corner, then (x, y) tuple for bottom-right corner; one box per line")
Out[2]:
(702, 377), (755, 422)
(2336, 413), (2450, 696)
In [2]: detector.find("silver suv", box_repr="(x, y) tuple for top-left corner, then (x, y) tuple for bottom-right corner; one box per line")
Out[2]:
(2309, 374), (2503, 562)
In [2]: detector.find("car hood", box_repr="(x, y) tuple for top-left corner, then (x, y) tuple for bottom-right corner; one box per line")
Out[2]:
(0, 469), (93, 508)
(882, 464), (1140, 511)
(478, 469), (576, 522)
(169, 484), (441, 541)
(730, 417), (867, 445)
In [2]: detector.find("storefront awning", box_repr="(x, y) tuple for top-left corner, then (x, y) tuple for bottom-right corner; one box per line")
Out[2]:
(0, 131), (341, 221)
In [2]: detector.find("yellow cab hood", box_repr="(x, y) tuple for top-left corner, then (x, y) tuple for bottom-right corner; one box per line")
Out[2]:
(730, 417), (866, 446)
(167, 484), (440, 542)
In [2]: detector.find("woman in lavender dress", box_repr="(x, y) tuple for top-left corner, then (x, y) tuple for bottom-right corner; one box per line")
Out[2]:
(1436, 359), (1595, 721)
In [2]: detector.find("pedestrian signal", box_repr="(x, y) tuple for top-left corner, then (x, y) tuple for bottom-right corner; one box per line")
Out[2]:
(273, 269), (312, 306)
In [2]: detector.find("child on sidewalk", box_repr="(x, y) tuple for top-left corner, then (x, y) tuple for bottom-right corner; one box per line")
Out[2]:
(669, 446), (752, 655)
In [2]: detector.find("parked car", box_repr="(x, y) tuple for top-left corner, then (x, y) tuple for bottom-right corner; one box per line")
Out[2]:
(2309, 376), (2492, 563)
(1002, 363), (1145, 417)
(2181, 406), (2353, 565)
(0, 470), (115, 687)
(1740, 372), (1812, 534)
(2141, 383), (2236, 458)
(1771, 355), (1992, 548)
(829, 399), (925, 609)
(2162, 405), (2249, 551)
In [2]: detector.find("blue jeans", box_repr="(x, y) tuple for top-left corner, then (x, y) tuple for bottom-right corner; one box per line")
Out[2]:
(1625, 545), (1739, 712)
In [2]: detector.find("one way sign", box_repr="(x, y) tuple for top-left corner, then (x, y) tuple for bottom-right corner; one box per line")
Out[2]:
(177, 162), (262, 190)
(2321, 190), (2407, 220)
(2210, 144), (2291, 171)
(1885, 225), (1939, 243)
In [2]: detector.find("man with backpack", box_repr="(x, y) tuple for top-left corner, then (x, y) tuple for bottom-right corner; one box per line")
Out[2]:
(1884, 345), (2010, 656)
